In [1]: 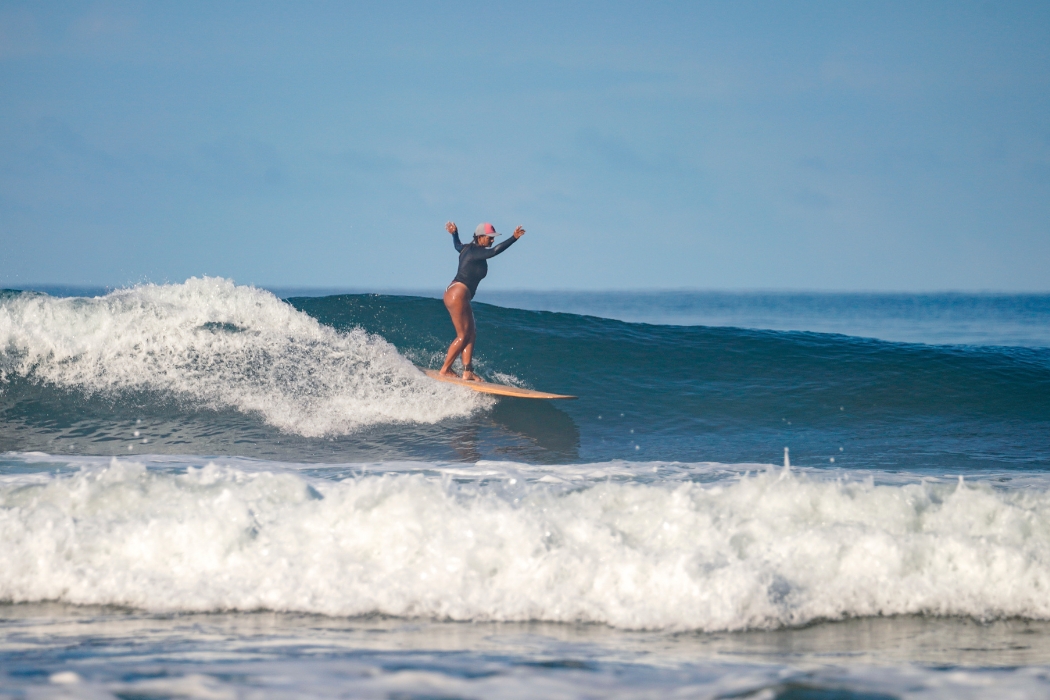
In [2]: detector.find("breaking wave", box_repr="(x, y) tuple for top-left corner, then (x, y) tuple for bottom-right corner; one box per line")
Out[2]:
(3, 456), (1049, 631)
(0, 278), (485, 437)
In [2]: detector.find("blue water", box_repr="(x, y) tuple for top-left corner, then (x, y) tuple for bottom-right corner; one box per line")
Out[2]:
(2, 280), (1050, 698)
(475, 290), (1050, 348)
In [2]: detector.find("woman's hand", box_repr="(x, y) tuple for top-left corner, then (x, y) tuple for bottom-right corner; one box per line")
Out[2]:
(513, 225), (525, 239)
(446, 221), (458, 235)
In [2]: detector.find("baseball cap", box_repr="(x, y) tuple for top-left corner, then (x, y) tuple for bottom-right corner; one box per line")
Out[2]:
(474, 222), (500, 237)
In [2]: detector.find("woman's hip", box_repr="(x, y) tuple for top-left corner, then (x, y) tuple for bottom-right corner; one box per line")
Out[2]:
(444, 281), (471, 307)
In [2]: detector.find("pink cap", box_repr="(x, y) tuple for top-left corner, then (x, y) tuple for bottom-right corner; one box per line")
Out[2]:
(474, 222), (500, 237)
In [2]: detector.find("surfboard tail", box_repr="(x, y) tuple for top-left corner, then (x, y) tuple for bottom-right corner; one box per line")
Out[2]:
(422, 369), (577, 400)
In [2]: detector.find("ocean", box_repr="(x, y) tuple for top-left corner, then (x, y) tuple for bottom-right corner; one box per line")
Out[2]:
(2, 277), (1049, 698)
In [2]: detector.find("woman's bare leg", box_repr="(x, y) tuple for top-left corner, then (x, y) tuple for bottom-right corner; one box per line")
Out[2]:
(460, 311), (478, 380)
(441, 283), (475, 376)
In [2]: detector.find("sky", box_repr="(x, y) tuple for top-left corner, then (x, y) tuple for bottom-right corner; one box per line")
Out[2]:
(1, 1), (1048, 292)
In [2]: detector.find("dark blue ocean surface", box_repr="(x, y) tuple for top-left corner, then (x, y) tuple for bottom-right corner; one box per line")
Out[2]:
(474, 290), (1050, 348)
(292, 293), (1050, 470)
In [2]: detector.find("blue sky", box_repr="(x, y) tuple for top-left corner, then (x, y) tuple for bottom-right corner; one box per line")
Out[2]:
(1, 1), (1048, 291)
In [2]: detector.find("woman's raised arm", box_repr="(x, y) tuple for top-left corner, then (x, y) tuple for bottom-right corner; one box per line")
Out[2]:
(446, 221), (463, 251)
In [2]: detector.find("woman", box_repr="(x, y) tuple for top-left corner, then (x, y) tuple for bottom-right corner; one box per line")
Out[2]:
(440, 220), (525, 380)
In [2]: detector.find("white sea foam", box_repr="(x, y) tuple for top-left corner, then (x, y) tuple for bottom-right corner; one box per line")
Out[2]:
(0, 278), (487, 435)
(3, 457), (1050, 631)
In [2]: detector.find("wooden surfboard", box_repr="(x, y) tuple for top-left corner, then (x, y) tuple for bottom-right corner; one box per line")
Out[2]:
(423, 369), (577, 400)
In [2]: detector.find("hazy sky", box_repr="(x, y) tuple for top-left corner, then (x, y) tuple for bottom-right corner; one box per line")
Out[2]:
(1, 1), (1048, 291)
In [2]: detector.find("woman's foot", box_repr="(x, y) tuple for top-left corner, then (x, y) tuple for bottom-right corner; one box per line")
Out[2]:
(462, 371), (480, 381)
(438, 367), (460, 378)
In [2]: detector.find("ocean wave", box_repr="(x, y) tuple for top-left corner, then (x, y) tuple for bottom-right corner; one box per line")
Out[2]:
(1, 285), (1048, 467)
(3, 457), (1049, 631)
(0, 278), (486, 436)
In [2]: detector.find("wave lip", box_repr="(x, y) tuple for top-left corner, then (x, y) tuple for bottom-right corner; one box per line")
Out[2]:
(3, 458), (1050, 631)
(0, 278), (485, 436)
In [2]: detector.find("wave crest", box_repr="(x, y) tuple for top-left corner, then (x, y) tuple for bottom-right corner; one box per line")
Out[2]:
(0, 278), (483, 435)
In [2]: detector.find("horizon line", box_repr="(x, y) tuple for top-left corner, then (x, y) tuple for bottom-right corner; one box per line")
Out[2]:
(6, 282), (1050, 298)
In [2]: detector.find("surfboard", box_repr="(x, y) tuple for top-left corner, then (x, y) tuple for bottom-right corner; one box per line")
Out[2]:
(422, 369), (577, 400)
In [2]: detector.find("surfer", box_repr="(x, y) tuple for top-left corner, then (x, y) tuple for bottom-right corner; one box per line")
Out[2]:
(440, 221), (525, 380)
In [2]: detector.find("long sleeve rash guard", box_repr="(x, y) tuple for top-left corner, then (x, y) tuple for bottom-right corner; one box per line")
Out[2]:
(450, 232), (517, 298)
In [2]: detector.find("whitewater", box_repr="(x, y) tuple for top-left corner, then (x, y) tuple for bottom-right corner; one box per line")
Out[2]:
(0, 277), (485, 437)
(4, 455), (1050, 632)
(3, 279), (1050, 698)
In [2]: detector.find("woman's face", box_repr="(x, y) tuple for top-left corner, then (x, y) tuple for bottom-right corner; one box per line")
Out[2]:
(477, 234), (494, 247)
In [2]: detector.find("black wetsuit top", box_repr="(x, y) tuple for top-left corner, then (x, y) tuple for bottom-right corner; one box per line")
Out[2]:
(450, 232), (517, 298)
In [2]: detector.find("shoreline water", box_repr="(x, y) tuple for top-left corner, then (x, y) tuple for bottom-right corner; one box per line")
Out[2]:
(4, 602), (1050, 699)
